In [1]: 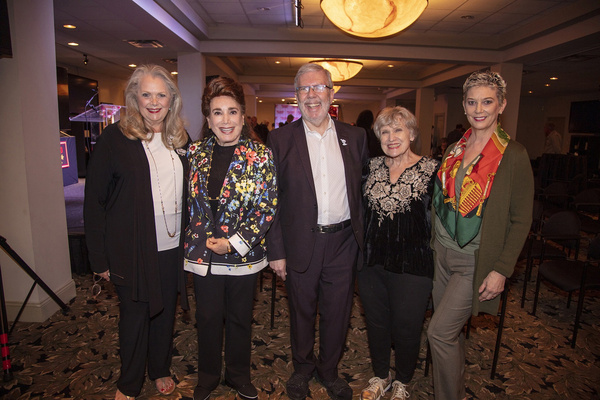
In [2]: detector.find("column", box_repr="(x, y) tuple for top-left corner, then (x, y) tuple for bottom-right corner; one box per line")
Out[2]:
(0, 0), (75, 322)
(178, 52), (205, 141)
(416, 88), (435, 156)
(491, 63), (523, 139)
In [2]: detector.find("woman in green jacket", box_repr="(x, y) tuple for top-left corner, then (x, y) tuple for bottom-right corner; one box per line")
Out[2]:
(427, 70), (534, 400)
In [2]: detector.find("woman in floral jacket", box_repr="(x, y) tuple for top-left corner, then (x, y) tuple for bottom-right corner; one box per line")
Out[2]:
(184, 77), (277, 400)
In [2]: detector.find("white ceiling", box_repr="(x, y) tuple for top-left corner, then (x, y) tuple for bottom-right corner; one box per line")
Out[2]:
(53, 0), (600, 103)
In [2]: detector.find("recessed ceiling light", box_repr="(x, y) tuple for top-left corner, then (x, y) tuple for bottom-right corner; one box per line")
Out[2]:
(259, 100), (263, 103)
(68, 42), (79, 46)
(461, 15), (475, 20)
(171, 71), (178, 75)
(528, 90), (533, 94)
(257, 7), (271, 11)
(129, 64), (137, 68)
(63, 24), (76, 29)
(545, 83), (550, 87)
(550, 77), (558, 80)
(387, 64), (394, 68)
(275, 61), (281, 64)
(282, 99), (285, 102)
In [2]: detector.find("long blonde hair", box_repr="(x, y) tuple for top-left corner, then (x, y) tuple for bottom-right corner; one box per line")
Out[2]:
(119, 64), (187, 149)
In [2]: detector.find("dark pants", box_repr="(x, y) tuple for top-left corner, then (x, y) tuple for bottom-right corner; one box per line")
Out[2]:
(286, 225), (358, 382)
(358, 264), (432, 383)
(115, 247), (179, 397)
(193, 270), (258, 391)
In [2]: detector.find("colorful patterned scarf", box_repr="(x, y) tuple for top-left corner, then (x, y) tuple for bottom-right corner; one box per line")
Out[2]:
(433, 124), (510, 247)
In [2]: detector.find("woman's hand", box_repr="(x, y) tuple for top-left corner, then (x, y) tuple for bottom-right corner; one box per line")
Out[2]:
(478, 270), (506, 302)
(206, 237), (231, 255)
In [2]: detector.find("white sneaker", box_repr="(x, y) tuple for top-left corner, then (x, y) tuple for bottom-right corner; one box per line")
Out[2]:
(360, 372), (392, 400)
(390, 380), (410, 400)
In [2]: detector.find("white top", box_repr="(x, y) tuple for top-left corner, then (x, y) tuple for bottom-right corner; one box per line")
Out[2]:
(303, 117), (350, 225)
(143, 132), (184, 251)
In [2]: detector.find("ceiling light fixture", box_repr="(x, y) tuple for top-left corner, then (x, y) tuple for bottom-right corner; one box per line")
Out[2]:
(83, 54), (88, 65)
(310, 59), (363, 82)
(129, 64), (137, 68)
(68, 42), (79, 46)
(321, 0), (427, 38)
(63, 24), (76, 29)
(171, 71), (178, 75)
(550, 77), (558, 80)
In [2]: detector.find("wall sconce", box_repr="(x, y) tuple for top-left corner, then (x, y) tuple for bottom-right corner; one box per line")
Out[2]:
(310, 59), (363, 82)
(83, 54), (89, 65)
(321, 0), (428, 39)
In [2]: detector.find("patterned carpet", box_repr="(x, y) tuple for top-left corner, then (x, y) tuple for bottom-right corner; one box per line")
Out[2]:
(1, 257), (599, 400)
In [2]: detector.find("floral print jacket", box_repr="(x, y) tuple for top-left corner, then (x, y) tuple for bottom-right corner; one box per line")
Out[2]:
(184, 136), (277, 276)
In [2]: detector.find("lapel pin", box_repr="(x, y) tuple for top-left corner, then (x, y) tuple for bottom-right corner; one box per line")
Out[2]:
(340, 139), (347, 146)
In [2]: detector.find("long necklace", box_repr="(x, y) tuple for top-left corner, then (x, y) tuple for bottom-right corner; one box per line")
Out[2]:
(144, 139), (178, 238)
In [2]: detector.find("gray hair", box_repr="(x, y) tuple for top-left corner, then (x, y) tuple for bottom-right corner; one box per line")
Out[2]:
(373, 106), (419, 141)
(294, 63), (333, 89)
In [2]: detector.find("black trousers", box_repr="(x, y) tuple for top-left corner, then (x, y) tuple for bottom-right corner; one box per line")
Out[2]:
(357, 264), (432, 383)
(115, 247), (179, 397)
(193, 270), (258, 391)
(286, 225), (358, 382)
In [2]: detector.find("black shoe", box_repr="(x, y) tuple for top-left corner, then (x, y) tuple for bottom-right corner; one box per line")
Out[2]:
(286, 372), (311, 400)
(193, 385), (211, 400)
(321, 377), (352, 400)
(225, 381), (258, 400)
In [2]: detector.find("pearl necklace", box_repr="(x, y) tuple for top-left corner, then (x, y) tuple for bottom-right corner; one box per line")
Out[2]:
(144, 138), (178, 238)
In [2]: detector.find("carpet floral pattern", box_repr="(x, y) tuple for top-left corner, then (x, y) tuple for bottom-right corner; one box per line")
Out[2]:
(1, 259), (599, 399)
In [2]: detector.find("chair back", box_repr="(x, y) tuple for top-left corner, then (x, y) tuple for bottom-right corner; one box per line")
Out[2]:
(541, 210), (581, 237)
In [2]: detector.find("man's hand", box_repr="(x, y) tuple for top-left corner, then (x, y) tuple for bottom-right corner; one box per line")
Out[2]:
(269, 259), (287, 281)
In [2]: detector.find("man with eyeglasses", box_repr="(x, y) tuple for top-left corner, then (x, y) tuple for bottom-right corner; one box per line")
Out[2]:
(267, 63), (368, 400)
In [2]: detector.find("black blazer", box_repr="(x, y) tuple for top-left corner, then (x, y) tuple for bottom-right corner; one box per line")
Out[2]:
(84, 123), (190, 316)
(266, 118), (368, 272)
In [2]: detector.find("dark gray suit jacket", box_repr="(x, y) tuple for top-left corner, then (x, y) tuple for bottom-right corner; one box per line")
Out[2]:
(266, 118), (368, 272)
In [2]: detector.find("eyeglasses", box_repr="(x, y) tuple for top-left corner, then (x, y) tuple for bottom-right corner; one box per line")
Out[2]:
(295, 84), (332, 94)
(91, 273), (103, 299)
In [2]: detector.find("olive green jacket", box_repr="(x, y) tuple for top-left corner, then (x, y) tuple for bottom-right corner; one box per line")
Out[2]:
(432, 140), (534, 315)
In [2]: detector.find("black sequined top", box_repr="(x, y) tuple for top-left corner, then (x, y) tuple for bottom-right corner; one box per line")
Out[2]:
(362, 156), (439, 277)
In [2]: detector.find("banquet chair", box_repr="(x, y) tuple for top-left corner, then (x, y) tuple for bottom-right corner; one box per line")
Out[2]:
(537, 181), (570, 217)
(572, 188), (600, 235)
(532, 235), (600, 347)
(521, 210), (581, 308)
(424, 281), (509, 380)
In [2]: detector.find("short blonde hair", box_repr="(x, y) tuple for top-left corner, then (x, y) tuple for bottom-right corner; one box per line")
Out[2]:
(463, 70), (507, 104)
(119, 64), (187, 149)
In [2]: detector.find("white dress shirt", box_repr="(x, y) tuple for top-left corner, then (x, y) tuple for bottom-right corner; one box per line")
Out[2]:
(303, 117), (350, 225)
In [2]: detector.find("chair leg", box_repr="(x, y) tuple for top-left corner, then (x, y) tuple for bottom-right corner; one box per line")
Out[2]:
(572, 263), (590, 348)
(270, 269), (276, 330)
(532, 270), (543, 316)
(491, 287), (508, 379)
(424, 341), (431, 377)
(465, 316), (472, 339)
(521, 240), (535, 308)
(259, 270), (264, 292)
